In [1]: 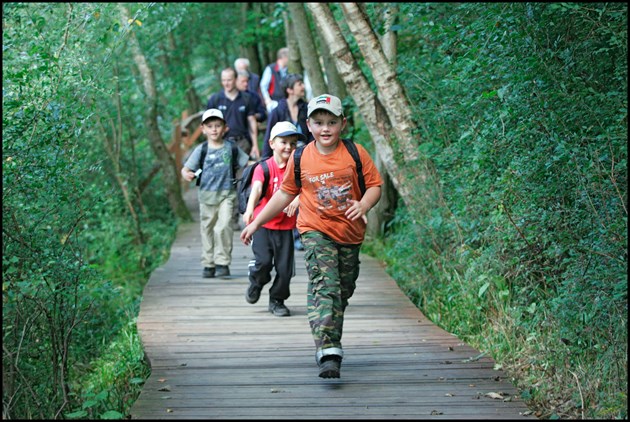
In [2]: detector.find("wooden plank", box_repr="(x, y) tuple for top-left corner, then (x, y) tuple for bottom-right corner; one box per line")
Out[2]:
(129, 189), (535, 419)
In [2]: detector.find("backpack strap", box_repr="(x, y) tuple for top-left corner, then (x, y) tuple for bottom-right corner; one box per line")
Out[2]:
(195, 142), (209, 186)
(293, 145), (305, 189)
(196, 141), (239, 186)
(230, 140), (239, 180)
(341, 138), (366, 196)
(294, 140), (365, 196)
(260, 160), (270, 197)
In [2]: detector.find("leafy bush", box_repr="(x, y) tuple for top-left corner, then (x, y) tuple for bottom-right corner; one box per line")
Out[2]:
(374, 2), (627, 419)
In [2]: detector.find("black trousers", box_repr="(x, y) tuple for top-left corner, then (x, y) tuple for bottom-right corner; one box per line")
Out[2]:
(249, 227), (295, 301)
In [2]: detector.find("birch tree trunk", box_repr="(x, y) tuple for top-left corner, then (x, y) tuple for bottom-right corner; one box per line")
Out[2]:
(339, 3), (418, 163)
(306, 2), (419, 210)
(313, 22), (347, 99)
(284, 10), (303, 75)
(367, 3), (399, 238)
(118, 4), (192, 221)
(288, 3), (327, 96)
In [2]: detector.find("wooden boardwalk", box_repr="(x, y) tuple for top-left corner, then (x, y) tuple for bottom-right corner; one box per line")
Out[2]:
(129, 190), (535, 419)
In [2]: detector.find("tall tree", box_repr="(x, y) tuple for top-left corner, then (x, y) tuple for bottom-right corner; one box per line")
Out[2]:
(367, 3), (399, 238)
(284, 9), (304, 75)
(306, 3), (428, 210)
(287, 3), (327, 96)
(118, 4), (191, 221)
(339, 3), (419, 162)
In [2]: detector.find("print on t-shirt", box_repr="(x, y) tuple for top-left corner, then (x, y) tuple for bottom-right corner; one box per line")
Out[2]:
(308, 168), (355, 215)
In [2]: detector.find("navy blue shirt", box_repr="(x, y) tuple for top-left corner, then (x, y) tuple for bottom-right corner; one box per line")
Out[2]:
(262, 98), (313, 158)
(207, 91), (255, 141)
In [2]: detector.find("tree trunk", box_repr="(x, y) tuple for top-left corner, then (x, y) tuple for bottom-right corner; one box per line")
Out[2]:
(339, 3), (419, 163)
(315, 25), (347, 99)
(242, 3), (262, 75)
(288, 3), (328, 96)
(306, 3), (419, 210)
(118, 4), (192, 221)
(367, 3), (399, 238)
(284, 10), (303, 75)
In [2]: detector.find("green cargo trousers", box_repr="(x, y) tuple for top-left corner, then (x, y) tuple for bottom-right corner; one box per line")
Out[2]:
(301, 231), (361, 364)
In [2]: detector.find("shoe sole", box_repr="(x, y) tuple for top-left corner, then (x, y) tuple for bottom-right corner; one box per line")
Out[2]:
(318, 360), (340, 378)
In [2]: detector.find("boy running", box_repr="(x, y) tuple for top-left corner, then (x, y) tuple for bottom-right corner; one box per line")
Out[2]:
(243, 121), (304, 317)
(240, 94), (383, 378)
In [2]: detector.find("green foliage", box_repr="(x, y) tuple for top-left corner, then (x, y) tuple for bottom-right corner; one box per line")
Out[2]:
(3, 3), (177, 419)
(378, 2), (627, 419)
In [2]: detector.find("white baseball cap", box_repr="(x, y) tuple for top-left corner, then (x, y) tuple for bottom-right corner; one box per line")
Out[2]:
(307, 94), (343, 117)
(269, 121), (307, 142)
(202, 108), (225, 123)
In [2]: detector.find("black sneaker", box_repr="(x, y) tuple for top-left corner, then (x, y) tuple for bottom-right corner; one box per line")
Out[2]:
(202, 267), (215, 278)
(268, 299), (290, 317)
(215, 265), (230, 278)
(245, 283), (262, 304)
(318, 355), (342, 378)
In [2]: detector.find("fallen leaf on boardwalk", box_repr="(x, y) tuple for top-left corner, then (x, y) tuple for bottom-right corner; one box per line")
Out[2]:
(158, 378), (167, 383)
(485, 392), (504, 399)
(158, 385), (171, 392)
(166, 408), (173, 413)
(270, 388), (284, 393)
(445, 393), (455, 397)
(430, 410), (443, 415)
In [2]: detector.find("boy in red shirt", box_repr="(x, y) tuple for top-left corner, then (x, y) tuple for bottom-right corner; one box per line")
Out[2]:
(243, 121), (304, 317)
(241, 94), (383, 378)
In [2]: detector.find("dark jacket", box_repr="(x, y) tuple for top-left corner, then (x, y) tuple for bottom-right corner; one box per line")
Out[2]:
(262, 98), (313, 158)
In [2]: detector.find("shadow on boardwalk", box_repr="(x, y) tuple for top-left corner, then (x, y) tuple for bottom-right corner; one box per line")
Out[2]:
(130, 189), (535, 420)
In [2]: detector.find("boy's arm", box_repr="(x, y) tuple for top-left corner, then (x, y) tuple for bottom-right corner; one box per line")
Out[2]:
(241, 189), (296, 245)
(242, 180), (263, 225)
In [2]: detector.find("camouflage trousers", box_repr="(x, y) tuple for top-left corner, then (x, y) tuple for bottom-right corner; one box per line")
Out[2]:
(301, 231), (361, 364)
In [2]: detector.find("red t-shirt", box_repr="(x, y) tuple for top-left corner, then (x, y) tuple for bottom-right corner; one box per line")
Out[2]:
(281, 140), (383, 244)
(253, 157), (297, 231)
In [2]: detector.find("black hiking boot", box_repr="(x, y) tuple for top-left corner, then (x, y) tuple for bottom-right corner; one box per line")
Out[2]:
(245, 283), (262, 304)
(318, 355), (342, 379)
(202, 267), (215, 278)
(268, 299), (290, 317)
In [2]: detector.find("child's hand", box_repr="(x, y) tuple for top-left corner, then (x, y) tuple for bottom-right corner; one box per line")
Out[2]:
(345, 199), (369, 224)
(242, 210), (254, 225)
(284, 196), (300, 217)
(240, 224), (257, 245)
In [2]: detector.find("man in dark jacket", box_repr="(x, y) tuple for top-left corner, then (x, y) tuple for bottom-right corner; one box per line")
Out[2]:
(261, 73), (313, 159)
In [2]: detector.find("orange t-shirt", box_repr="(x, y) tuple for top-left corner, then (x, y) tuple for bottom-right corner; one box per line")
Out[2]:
(281, 140), (383, 244)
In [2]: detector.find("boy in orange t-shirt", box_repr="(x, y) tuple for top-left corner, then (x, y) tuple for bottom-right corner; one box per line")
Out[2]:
(240, 94), (383, 378)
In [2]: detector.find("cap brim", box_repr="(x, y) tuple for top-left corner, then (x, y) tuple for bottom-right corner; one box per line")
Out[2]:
(275, 130), (307, 141)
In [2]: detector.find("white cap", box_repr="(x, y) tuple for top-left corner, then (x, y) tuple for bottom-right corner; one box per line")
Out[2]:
(307, 94), (343, 117)
(269, 121), (307, 142)
(202, 108), (225, 123)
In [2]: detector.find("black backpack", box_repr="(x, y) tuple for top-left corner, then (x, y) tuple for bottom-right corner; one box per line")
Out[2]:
(293, 138), (366, 195)
(236, 160), (270, 214)
(196, 140), (239, 186)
